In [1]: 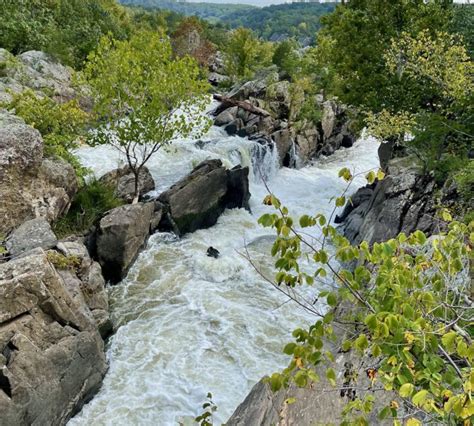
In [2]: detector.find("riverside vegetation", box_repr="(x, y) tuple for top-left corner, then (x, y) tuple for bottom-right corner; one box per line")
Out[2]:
(0, 0), (472, 425)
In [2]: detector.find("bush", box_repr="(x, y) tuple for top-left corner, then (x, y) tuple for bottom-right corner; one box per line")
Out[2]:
(53, 179), (123, 238)
(4, 90), (89, 179)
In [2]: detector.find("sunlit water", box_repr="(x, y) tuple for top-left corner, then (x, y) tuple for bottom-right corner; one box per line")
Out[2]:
(70, 125), (379, 425)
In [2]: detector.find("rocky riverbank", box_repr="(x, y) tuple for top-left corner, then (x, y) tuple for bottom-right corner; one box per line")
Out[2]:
(211, 67), (356, 166)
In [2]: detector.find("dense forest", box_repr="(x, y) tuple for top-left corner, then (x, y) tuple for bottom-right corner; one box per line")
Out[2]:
(0, 0), (473, 425)
(119, 0), (336, 43)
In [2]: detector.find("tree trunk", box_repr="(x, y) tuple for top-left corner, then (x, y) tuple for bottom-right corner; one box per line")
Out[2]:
(132, 167), (140, 204)
(213, 94), (271, 117)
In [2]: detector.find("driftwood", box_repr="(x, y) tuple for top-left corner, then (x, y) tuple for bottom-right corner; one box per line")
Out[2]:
(213, 94), (271, 117)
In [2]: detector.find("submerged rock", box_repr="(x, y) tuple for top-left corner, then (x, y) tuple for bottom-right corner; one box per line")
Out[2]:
(0, 250), (107, 425)
(207, 247), (220, 259)
(157, 160), (251, 236)
(95, 202), (154, 284)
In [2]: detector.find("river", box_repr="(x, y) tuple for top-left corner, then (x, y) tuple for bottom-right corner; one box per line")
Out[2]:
(69, 124), (379, 425)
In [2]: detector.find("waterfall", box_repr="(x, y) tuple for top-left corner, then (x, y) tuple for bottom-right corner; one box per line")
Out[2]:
(70, 125), (380, 426)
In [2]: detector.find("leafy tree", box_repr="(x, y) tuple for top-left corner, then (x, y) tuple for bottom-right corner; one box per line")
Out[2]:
(272, 39), (302, 79)
(82, 30), (211, 203)
(223, 28), (274, 81)
(257, 170), (474, 425)
(367, 30), (473, 182)
(0, 0), (130, 68)
(316, 0), (453, 115)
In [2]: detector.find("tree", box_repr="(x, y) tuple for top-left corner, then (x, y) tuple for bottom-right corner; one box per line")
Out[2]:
(272, 39), (301, 78)
(82, 30), (211, 203)
(223, 28), (274, 81)
(256, 171), (473, 425)
(316, 0), (453, 115)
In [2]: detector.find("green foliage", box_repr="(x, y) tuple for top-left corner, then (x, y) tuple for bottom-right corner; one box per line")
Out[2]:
(222, 3), (335, 44)
(194, 392), (217, 426)
(82, 30), (211, 201)
(46, 251), (82, 271)
(259, 170), (474, 425)
(224, 28), (274, 81)
(3, 89), (89, 179)
(0, 0), (130, 68)
(53, 180), (123, 237)
(272, 39), (301, 78)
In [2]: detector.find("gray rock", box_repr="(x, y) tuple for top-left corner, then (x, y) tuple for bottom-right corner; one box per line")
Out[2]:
(96, 202), (154, 284)
(339, 157), (443, 245)
(6, 218), (58, 256)
(271, 129), (293, 166)
(158, 160), (250, 236)
(56, 240), (111, 337)
(0, 111), (77, 235)
(208, 72), (230, 86)
(99, 166), (155, 203)
(0, 250), (107, 425)
(214, 107), (238, 126)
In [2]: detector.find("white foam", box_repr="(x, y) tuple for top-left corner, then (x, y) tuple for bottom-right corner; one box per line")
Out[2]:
(70, 127), (379, 425)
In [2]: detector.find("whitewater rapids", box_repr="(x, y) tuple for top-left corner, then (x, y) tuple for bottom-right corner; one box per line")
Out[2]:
(69, 125), (379, 425)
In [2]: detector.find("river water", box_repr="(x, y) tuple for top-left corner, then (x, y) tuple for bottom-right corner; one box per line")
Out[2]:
(70, 125), (379, 425)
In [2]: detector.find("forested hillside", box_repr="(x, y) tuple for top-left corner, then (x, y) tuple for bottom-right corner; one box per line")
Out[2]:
(118, 0), (335, 43)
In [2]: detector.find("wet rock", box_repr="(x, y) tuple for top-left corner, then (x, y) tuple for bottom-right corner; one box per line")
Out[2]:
(0, 250), (107, 425)
(95, 202), (154, 284)
(99, 166), (155, 203)
(214, 107), (238, 127)
(6, 218), (58, 257)
(158, 160), (251, 236)
(206, 247), (220, 259)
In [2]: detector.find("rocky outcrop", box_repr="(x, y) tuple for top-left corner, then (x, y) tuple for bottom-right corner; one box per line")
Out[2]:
(6, 218), (58, 257)
(55, 240), (111, 337)
(0, 111), (78, 235)
(212, 70), (355, 165)
(95, 202), (155, 284)
(0, 249), (107, 425)
(0, 49), (76, 105)
(99, 166), (155, 203)
(157, 160), (251, 235)
(337, 157), (445, 245)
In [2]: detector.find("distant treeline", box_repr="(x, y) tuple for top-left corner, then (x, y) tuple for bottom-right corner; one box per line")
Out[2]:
(118, 0), (336, 43)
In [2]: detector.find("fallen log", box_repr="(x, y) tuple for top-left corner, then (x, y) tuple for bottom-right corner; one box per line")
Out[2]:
(213, 94), (271, 117)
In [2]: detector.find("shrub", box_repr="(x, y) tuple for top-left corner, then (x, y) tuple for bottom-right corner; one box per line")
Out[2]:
(53, 179), (123, 238)
(4, 89), (89, 179)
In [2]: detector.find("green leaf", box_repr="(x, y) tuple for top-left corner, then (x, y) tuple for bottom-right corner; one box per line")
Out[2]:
(326, 368), (336, 386)
(412, 389), (428, 407)
(327, 292), (338, 307)
(335, 196), (346, 207)
(399, 383), (414, 398)
(283, 343), (297, 355)
(441, 331), (457, 353)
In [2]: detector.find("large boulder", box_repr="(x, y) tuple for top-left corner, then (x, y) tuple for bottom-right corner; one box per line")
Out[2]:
(56, 240), (111, 337)
(0, 111), (78, 235)
(158, 160), (251, 236)
(95, 202), (154, 284)
(6, 218), (58, 257)
(0, 250), (107, 425)
(339, 157), (443, 245)
(99, 166), (155, 203)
